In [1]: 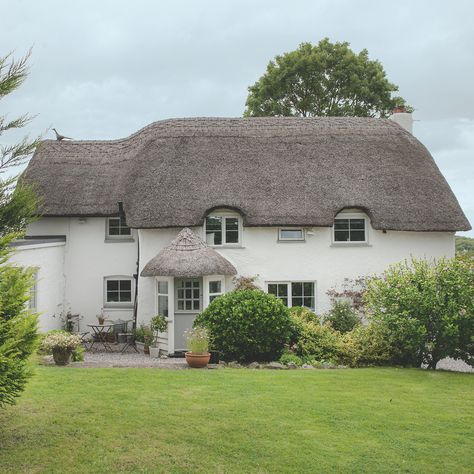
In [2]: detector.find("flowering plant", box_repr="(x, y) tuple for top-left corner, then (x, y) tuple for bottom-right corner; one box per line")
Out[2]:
(185, 327), (210, 354)
(41, 331), (82, 352)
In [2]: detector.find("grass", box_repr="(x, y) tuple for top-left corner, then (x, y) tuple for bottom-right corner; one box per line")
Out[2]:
(0, 367), (473, 473)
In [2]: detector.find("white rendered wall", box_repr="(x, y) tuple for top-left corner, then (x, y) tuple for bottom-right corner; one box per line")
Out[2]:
(28, 217), (138, 328)
(137, 215), (455, 319)
(9, 242), (66, 332)
(23, 215), (455, 335)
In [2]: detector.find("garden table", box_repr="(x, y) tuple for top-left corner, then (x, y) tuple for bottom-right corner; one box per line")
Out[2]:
(87, 324), (114, 352)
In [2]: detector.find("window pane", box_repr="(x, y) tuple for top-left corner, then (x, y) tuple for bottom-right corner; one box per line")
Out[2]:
(350, 230), (365, 241)
(185, 281), (192, 288)
(107, 280), (119, 291)
(278, 284), (288, 297)
(334, 219), (349, 230)
(350, 219), (365, 230)
(292, 297), (303, 307)
(193, 300), (200, 310)
(158, 295), (168, 317)
(280, 229), (303, 240)
(225, 230), (239, 244)
(158, 281), (168, 294)
(303, 282), (314, 296)
(209, 295), (219, 303)
(225, 217), (239, 230)
(177, 289), (184, 299)
(193, 289), (200, 299)
(335, 230), (350, 242)
(108, 226), (120, 235)
(280, 297), (288, 307)
(120, 280), (131, 291)
(209, 281), (221, 294)
(177, 300), (184, 310)
(193, 281), (200, 288)
(185, 300), (192, 310)
(304, 297), (314, 309)
(206, 216), (222, 231)
(292, 282), (303, 297)
(107, 291), (119, 302)
(120, 291), (132, 302)
(185, 289), (192, 299)
(268, 284), (277, 295)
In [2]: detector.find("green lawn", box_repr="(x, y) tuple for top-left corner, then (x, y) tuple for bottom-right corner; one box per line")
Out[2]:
(0, 367), (473, 473)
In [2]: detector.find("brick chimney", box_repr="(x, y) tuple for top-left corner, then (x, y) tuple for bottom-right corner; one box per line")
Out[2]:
(388, 106), (413, 134)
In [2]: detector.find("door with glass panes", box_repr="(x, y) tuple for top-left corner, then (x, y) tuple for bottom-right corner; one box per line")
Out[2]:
(174, 278), (202, 351)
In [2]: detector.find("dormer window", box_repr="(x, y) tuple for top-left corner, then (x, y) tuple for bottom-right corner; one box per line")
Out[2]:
(107, 216), (131, 239)
(333, 215), (367, 243)
(205, 212), (241, 246)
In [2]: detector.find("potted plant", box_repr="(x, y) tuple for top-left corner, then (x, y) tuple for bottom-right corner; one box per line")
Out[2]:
(134, 324), (153, 354)
(96, 313), (105, 325)
(184, 327), (211, 368)
(149, 314), (167, 358)
(41, 331), (82, 366)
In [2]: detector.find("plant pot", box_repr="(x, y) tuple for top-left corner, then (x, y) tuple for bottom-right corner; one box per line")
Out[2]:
(136, 342), (145, 353)
(185, 352), (211, 368)
(52, 348), (73, 366)
(149, 346), (160, 358)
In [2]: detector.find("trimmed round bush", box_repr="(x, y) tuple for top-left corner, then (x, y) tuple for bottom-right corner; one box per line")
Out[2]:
(193, 289), (293, 362)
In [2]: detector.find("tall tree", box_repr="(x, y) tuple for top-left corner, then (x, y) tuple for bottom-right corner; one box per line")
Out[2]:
(244, 38), (411, 118)
(0, 50), (40, 408)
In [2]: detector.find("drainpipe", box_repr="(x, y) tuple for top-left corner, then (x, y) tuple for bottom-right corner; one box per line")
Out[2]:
(119, 201), (139, 327)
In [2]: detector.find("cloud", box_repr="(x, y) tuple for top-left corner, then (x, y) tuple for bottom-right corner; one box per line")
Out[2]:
(1, 0), (473, 234)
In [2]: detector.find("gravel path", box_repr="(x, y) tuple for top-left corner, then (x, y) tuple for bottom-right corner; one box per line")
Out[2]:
(40, 350), (474, 372)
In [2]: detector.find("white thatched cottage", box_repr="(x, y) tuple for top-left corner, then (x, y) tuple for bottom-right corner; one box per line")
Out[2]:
(11, 115), (471, 353)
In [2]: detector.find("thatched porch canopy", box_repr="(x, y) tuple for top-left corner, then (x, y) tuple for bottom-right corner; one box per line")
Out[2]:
(141, 228), (237, 278)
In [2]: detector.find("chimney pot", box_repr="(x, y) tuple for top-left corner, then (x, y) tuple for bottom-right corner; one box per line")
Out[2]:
(393, 105), (406, 114)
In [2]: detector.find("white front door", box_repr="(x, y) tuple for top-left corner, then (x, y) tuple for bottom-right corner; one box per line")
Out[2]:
(174, 278), (202, 351)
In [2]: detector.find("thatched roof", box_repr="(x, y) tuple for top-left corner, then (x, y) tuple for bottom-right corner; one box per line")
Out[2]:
(24, 117), (471, 232)
(141, 228), (237, 277)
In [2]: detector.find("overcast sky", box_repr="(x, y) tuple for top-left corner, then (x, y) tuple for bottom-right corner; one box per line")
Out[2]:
(2, 0), (473, 235)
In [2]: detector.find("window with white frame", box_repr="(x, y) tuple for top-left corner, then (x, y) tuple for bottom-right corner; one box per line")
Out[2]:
(278, 228), (305, 241)
(157, 280), (169, 318)
(107, 216), (131, 238)
(176, 279), (201, 311)
(267, 281), (315, 310)
(208, 280), (223, 303)
(29, 270), (38, 311)
(105, 277), (133, 305)
(333, 216), (366, 243)
(205, 214), (240, 246)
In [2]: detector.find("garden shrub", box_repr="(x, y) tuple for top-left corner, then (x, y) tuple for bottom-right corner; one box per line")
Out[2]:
(193, 289), (293, 362)
(325, 300), (360, 333)
(290, 308), (341, 362)
(279, 351), (303, 366)
(339, 323), (392, 367)
(364, 256), (474, 369)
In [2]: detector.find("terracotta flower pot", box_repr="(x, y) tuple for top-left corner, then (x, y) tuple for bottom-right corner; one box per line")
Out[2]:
(185, 352), (211, 368)
(52, 348), (72, 366)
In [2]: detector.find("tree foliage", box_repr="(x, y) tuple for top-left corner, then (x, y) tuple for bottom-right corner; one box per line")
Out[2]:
(0, 50), (39, 408)
(364, 256), (474, 369)
(244, 38), (411, 118)
(456, 236), (474, 258)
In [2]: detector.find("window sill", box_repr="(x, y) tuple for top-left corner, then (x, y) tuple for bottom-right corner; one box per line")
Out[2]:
(103, 304), (134, 309)
(104, 238), (135, 243)
(208, 245), (245, 249)
(277, 240), (306, 243)
(330, 243), (372, 248)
